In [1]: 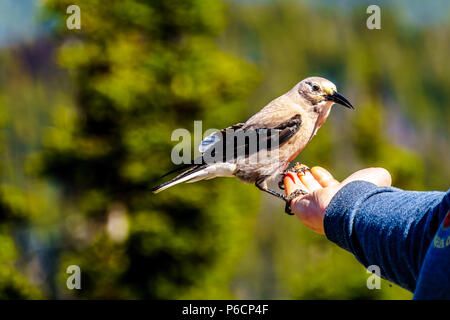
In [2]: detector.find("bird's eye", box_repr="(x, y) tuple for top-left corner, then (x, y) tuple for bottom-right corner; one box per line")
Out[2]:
(312, 84), (320, 92)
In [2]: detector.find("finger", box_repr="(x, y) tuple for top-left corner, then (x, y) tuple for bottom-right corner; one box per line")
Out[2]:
(310, 166), (339, 188)
(284, 171), (307, 195)
(342, 167), (392, 187)
(298, 170), (322, 192)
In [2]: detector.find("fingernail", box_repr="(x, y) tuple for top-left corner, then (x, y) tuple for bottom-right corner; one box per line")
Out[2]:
(285, 172), (296, 184)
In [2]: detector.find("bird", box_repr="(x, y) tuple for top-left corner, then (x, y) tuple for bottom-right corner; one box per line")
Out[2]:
(152, 76), (354, 214)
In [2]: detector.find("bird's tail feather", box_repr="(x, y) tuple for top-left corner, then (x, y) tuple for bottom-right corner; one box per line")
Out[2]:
(152, 165), (206, 194)
(158, 163), (194, 179)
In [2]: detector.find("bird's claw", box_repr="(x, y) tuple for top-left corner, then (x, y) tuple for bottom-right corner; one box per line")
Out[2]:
(284, 188), (308, 215)
(290, 162), (311, 175)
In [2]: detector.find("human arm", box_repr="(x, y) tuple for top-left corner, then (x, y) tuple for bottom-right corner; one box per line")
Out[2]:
(284, 167), (449, 292)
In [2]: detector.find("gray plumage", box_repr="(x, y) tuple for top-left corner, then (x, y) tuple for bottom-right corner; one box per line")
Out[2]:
(152, 76), (354, 203)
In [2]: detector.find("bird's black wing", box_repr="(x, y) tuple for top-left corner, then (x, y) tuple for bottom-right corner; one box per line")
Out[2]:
(271, 114), (303, 145)
(160, 114), (302, 172)
(200, 114), (302, 162)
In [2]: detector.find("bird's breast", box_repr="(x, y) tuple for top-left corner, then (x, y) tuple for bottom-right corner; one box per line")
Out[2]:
(283, 118), (315, 162)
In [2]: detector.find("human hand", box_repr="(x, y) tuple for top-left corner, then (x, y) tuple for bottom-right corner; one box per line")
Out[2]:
(284, 166), (392, 234)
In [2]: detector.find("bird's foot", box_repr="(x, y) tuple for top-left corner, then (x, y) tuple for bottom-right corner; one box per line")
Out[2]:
(290, 162), (311, 175)
(278, 163), (311, 190)
(284, 188), (309, 215)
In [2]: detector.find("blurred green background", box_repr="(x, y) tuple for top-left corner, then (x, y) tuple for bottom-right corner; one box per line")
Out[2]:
(0, 0), (448, 299)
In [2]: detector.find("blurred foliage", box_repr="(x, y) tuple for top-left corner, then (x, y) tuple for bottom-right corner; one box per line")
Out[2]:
(0, 0), (448, 299)
(38, 0), (260, 299)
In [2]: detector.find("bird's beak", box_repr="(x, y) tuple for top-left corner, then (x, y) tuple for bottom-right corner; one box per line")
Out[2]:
(326, 92), (355, 110)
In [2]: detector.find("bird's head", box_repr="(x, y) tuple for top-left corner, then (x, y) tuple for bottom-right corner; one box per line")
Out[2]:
(295, 76), (355, 111)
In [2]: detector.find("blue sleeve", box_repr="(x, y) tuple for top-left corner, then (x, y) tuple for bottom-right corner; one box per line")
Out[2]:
(323, 181), (449, 292)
